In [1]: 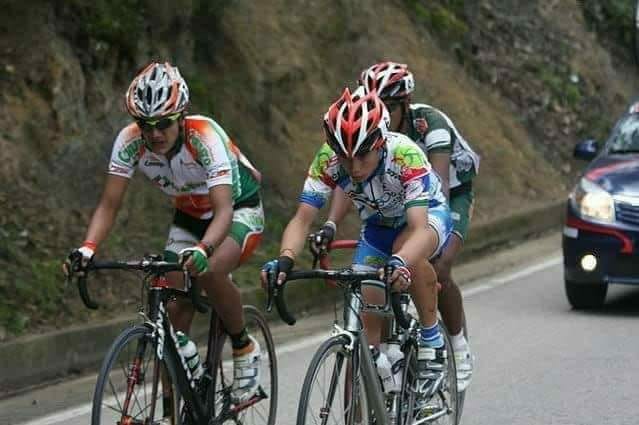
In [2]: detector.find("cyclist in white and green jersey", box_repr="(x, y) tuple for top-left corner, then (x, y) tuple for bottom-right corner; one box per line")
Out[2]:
(63, 62), (263, 402)
(359, 61), (480, 392)
(262, 87), (453, 388)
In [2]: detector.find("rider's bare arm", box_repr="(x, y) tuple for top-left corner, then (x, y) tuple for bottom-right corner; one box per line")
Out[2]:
(393, 205), (431, 266)
(84, 175), (130, 246)
(279, 203), (320, 259)
(428, 152), (451, 201)
(200, 184), (234, 250)
(327, 186), (352, 225)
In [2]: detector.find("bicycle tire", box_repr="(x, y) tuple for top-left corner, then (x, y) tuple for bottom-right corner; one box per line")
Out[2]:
(397, 339), (417, 425)
(397, 321), (459, 425)
(635, 0), (639, 66)
(297, 335), (370, 425)
(207, 305), (278, 425)
(439, 320), (460, 425)
(456, 314), (469, 423)
(92, 324), (183, 425)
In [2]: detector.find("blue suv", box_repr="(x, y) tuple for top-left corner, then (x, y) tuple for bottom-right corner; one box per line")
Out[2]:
(563, 104), (639, 309)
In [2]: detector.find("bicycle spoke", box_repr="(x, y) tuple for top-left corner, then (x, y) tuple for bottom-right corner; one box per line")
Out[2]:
(108, 378), (123, 412)
(105, 403), (123, 414)
(93, 326), (176, 425)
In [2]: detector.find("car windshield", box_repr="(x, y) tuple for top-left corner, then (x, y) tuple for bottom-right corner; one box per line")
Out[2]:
(608, 115), (639, 153)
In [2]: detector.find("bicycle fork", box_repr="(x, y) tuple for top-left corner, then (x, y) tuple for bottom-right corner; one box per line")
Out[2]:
(342, 290), (393, 425)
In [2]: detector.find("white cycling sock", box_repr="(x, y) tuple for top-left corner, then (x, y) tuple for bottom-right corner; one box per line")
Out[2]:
(450, 331), (467, 351)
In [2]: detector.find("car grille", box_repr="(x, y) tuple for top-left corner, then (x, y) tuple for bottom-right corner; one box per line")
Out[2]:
(616, 201), (639, 226)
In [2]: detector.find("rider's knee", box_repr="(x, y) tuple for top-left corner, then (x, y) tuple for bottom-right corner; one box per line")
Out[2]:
(434, 256), (453, 283)
(413, 260), (437, 285)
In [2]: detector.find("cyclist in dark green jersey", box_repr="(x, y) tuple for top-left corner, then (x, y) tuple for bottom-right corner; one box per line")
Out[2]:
(357, 61), (480, 392)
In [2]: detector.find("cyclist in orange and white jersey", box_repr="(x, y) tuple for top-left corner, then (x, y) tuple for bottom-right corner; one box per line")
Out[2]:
(63, 62), (262, 401)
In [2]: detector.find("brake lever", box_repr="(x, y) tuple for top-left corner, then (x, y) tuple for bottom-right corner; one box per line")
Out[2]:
(266, 270), (276, 312)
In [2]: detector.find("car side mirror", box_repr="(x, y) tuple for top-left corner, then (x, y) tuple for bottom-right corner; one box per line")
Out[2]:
(573, 139), (599, 161)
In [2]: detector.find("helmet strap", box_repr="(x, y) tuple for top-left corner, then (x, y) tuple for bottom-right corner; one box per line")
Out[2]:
(397, 100), (409, 133)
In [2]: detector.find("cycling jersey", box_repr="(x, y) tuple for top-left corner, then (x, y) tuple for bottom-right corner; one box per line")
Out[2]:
(407, 104), (480, 189)
(108, 115), (261, 219)
(300, 132), (447, 228)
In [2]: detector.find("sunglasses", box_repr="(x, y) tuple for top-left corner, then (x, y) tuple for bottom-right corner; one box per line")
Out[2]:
(137, 113), (181, 132)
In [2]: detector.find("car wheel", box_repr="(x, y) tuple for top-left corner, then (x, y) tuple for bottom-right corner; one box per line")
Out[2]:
(565, 279), (607, 309)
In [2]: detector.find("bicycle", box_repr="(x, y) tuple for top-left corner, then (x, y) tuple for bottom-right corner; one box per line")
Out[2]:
(67, 254), (278, 425)
(266, 240), (459, 425)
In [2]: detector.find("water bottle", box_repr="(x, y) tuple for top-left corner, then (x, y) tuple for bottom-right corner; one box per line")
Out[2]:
(384, 341), (405, 392)
(372, 346), (396, 394)
(176, 331), (204, 380)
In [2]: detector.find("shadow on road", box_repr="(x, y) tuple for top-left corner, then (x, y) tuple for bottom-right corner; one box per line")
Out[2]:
(575, 285), (639, 317)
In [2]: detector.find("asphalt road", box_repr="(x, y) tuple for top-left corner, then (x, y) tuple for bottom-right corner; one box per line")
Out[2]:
(3, 233), (639, 425)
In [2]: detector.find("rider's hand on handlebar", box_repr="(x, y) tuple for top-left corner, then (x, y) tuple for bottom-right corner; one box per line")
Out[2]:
(63, 241), (96, 277)
(260, 255), (294, 287)
(178, 244), (210, 276)
(381, 254), (412, 292)
(308, 221), (336, 257)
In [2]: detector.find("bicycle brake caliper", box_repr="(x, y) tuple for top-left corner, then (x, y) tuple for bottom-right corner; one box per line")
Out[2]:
(331, 324), (356, 352)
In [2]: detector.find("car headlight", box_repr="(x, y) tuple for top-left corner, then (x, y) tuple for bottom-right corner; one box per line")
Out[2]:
(570, 178), (615, 222)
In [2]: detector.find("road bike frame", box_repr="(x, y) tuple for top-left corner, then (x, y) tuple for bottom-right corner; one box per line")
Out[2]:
(268, 240), (416, 424)
(73, 256), (270, 424)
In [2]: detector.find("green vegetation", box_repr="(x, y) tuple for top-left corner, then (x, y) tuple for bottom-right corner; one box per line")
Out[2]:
(61, 0), (147, 61)
(404, 0), (468, 46)
(581, 0), (635, 50)
(536, 67), (583, 108)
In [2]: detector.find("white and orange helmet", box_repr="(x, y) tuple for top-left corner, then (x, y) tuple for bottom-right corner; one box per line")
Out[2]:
(359, 61), (415, 100)
(125, 62), (190, 119)
(323, 87), (390, 158)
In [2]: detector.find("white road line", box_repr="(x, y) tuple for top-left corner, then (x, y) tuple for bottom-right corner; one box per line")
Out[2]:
(19, 403), (93, 425)
(19, 254), (562, 425)
(461, 255), (562, 298)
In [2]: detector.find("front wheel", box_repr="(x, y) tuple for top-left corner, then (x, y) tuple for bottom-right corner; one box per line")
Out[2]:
(297, 335), (371, 425)
(92, 325), (182, 425)
(565, 280), (607, 309)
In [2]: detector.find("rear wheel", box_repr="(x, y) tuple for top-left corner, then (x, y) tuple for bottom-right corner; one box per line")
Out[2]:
(456, 313), (469, 422)
(92, 325), (182, 425)
(565, 280), (607, 309)
(206, 305), (277, 425)
(398, 323), (458, 425)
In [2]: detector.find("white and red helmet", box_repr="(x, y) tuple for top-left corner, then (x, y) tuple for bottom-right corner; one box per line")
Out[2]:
(323, 87), (389, 158)
(125, 62), (190, 119)
(359, 61), (415, 100)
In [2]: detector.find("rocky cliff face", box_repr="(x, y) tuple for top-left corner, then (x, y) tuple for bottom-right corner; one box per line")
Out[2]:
(0, 0), (637, 338)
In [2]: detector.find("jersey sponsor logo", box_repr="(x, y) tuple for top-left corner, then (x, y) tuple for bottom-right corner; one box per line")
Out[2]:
(117, 139), (144, 164)
(144, 159), (165, 167)
(392, 145), (426, 169)
(152, 175), (174, 189)
(191, 137), (212, 166)
(309, 147), (335, 179)
(109, 164), (130, 175)
(347, 190), (380, 212)
(151, 175), (205, 192)
(179, 158), (199, 169)
(379, 190), (404, 206)
(405, 177), (427, 202)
